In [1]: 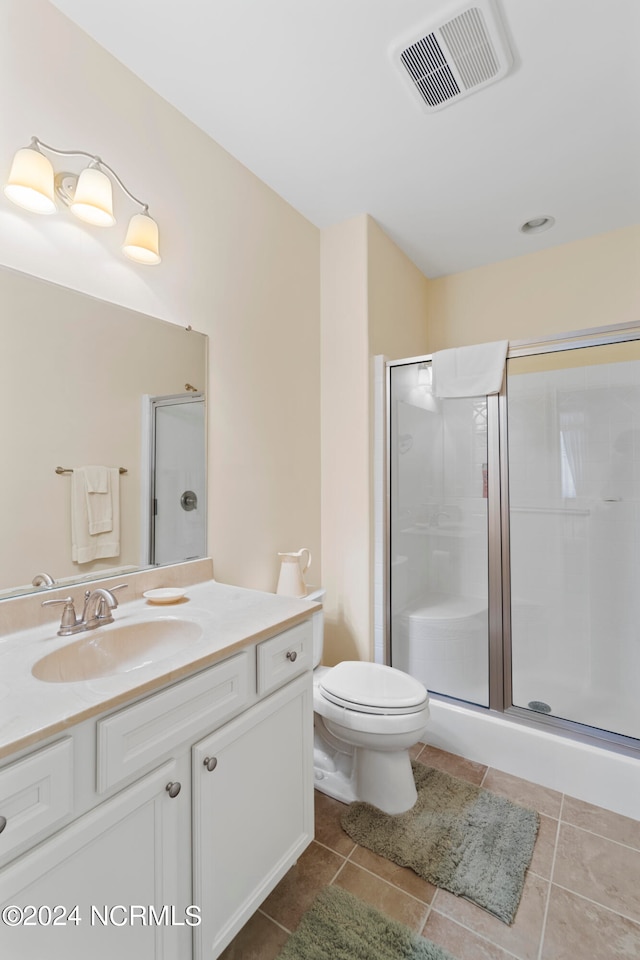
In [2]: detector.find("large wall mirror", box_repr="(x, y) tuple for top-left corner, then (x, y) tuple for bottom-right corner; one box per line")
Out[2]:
(0, 265), (208, 600)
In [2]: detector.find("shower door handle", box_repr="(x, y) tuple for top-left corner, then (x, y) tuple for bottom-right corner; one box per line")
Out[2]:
(180, 490), (198, 511)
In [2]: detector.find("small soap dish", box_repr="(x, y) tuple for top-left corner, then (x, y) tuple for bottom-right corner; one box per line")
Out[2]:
(143, 588), (187, 605)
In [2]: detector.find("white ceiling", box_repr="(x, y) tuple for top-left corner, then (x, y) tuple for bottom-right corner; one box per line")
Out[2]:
(49, 0), (640, 278)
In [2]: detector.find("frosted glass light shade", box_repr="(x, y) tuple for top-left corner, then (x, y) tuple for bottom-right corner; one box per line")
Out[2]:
(122, 213), (161, 264)
(4, 147), (56, 214)
(70, 167), (115, 226)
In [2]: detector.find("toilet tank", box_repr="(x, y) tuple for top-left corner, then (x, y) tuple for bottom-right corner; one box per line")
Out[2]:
(306, 587), (326, 668)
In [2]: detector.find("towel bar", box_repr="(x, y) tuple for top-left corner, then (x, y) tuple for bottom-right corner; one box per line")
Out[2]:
(55, 466), (127, 475)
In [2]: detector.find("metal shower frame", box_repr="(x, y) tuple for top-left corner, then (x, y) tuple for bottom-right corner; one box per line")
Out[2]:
(385, 320), (640, 759)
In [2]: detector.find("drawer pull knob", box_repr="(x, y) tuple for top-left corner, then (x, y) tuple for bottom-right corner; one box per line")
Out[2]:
(165, 781), (181, 799)
(0, 816), (6, 834)
(286, 650), (298, 662)
(203, 756), (218, 772)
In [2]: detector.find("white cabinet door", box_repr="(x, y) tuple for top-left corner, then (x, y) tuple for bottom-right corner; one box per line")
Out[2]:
(0, 761), (185, 960)
(193, 672), (314, 959)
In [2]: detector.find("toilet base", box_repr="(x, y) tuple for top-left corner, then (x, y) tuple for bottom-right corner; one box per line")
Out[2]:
(313, 723), (418, 814)
(313, 730), (358, 805)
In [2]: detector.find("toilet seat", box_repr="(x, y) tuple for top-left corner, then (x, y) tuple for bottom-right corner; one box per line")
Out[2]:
(319, 661), (428, 715)
(314, 684), (430, 737)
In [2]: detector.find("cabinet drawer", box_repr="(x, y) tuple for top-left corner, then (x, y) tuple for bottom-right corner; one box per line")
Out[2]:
(257, 621), (312, 697)
(0, 738), (73, 861)
(97, 652), (249, 793)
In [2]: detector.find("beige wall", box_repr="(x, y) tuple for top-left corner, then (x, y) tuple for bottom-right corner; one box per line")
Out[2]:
(320, 216), (369, 663)
(427, 225), (640, 350)
(367, 218), (430, 361)
(1, 0), (320, 594)
(321, 215), (430, 664)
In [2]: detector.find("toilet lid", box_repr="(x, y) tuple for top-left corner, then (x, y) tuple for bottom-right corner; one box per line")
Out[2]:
(319, 661), (428, 715)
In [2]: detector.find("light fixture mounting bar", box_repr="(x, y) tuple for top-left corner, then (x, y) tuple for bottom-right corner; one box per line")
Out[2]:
(31, 137), (150, 212)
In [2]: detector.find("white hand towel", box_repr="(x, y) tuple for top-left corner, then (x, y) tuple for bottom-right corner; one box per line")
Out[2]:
(432, 340), (509, 398)
(83, 465), (108, 494)
(71, 467), (121, 564)
(78, 465), (113, 534)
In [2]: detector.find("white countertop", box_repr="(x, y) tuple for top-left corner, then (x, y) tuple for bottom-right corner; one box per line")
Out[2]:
(0, 580), (318, 761)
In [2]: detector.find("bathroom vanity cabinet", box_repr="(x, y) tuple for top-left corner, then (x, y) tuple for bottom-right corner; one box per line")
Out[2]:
(0, 617), (314, 959)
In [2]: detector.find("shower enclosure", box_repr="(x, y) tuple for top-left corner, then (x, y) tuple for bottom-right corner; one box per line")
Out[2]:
(387, 325), (640, 751)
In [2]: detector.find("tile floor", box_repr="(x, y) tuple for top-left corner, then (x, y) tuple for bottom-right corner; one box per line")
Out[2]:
(220, 743), (640, 960)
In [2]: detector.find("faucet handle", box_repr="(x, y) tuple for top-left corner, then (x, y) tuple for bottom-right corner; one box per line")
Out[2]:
(96, 584), (127, 618)
(41, 597), (79, 633)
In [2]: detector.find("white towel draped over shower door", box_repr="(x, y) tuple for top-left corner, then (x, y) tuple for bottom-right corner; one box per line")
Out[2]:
(71, 466), (121, 563)
(432, 340), (509, 398)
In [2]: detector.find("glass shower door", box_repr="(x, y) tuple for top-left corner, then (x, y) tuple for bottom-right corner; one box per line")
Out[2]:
(507, 342), (640, 740)
(389, 361), (490, 707)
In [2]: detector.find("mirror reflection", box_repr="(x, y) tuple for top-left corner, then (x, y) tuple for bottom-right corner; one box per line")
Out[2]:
(0, 265), (207, 600)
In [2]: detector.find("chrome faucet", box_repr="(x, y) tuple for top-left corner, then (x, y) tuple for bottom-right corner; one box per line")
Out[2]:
(32, 572), (55, 588)
(81, 587), (121, 630)
(42, 584), (127, 636)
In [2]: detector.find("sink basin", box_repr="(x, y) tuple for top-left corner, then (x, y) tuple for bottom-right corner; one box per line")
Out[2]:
(32, 618), (203, 683)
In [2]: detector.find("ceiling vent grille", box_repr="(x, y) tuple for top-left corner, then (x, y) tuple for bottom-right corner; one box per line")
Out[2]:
(395, 0), (512, 112)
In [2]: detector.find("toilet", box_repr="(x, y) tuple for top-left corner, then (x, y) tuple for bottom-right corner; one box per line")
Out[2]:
(308, 589), (429, 815)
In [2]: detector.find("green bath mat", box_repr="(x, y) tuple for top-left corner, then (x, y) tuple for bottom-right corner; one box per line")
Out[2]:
(341, 763), (539, 925)
(276, 886), (456, 960)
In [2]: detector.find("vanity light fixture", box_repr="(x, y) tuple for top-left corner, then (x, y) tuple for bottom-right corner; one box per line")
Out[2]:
(3, 137), (161, 264)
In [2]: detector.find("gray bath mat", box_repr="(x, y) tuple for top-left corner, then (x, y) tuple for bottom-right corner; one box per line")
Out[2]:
(276, 886), (456, 960)
(341, 763), (539, 925)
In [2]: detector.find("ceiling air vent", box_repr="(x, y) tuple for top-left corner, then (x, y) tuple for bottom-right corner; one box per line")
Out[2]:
(395, 0), (512, 112)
